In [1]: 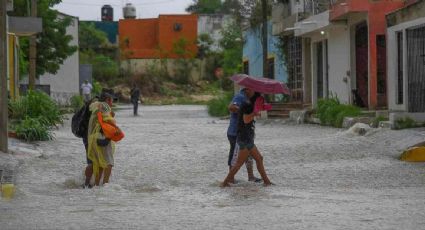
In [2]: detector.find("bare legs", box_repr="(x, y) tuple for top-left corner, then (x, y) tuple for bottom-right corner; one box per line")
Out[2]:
(94, 165), (113, 186)
(84, 164), (93, 186)
(228, 160), (257, 183)
(222, 146), (271, 187)
(103, 165), (113, 184)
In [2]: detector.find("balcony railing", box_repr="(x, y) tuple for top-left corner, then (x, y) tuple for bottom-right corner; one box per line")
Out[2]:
(303, 0), (333, 15)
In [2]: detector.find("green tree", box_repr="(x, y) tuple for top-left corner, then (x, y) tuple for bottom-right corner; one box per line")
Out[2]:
(80, 50), (119, 85)
(79, 22), (109, 50)
(11, 0), (77, 77)
(219, 21), (243, 76)
(186, 0), (223, 14)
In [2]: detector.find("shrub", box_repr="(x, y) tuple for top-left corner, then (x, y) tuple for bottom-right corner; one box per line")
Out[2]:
(9, 90), (63, 127)
(207, 92), (233, 117)
(15, 117), (53, 141)
(316, 96), (361, 128)
(371, 115), (388, 128)
(70, 95), (84, 112)
(92, 81), (102, 96)
(394, 117), (417, 130)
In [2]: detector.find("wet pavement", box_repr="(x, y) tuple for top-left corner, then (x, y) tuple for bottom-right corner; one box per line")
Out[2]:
(1, 105), (425, 230)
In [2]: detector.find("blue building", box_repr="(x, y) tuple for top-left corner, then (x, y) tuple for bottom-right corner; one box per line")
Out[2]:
(242, 21), (287, 83)
(81, 21), (118, 45)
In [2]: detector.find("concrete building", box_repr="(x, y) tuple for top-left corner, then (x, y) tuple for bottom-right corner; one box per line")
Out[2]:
(37, 13), (79, 105)
(328, 0), (405, 109)
(197, 14), (233, 52)
(242, 21), (288, 83)
(294, 1), (333, 107)
(386, 0), (425, 123)
(272, 0), (320, 104)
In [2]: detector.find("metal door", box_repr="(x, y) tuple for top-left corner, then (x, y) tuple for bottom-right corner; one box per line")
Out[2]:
(407, 25), (425, 112)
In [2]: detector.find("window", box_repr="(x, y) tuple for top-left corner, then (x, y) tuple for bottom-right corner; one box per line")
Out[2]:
(397, 31), (403, 104)
(376, 35), (386, 95)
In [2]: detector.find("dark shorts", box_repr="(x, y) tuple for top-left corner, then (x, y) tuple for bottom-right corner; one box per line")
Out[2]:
(82, 136), (93, 165)
(237, 141), (255, 151)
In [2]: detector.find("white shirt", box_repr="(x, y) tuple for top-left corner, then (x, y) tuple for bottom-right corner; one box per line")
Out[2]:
(81, 83), (92, 95)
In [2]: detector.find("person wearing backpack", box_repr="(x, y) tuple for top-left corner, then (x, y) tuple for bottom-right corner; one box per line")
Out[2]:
(72, 97), (96, 188)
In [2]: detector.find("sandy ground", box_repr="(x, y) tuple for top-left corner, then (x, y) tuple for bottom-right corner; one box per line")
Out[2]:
(1, 105), (425, 230)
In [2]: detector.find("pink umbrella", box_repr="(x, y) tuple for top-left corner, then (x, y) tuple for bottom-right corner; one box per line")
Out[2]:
(230, 74), (291, 95)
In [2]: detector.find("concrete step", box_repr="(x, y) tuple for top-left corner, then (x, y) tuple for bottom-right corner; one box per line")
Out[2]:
(268, 113), (289, 119)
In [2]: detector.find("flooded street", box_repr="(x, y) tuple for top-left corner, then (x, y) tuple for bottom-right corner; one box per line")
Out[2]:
(1, 105), (425, 229)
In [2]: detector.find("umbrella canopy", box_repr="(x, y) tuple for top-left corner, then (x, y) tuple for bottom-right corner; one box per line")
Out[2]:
(230, 74), (291, 95)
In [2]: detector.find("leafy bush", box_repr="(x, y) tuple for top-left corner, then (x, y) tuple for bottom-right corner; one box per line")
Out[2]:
(9, 90), (63, 127)
(15, 117), (53, 141)
(371, 115), (388, 128)
(207, 92), (233, 117)
(394, 117), (417, 130)
(92, 80), (102, 96)
(316, 96), (361, 128)
(70, 95), (84, 112)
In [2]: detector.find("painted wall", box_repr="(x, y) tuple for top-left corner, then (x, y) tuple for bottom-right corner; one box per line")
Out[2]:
(38, 15), (79, 105)
(330, 0), (405, 109)
(197, 14), (233, 52)
(92, 21), (118, 45)
(121, 59), (203, 82)
(119, 15), (198, 59)
(242, 21), (288, 83)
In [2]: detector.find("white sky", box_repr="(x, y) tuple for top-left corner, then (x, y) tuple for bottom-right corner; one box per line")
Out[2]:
(53, 0), (194, 21)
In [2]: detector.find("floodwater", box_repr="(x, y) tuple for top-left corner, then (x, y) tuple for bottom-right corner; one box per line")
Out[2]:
(1, 105), (425, 230)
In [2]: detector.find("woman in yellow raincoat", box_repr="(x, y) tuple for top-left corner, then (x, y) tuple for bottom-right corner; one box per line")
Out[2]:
(87, 93), (116, 186)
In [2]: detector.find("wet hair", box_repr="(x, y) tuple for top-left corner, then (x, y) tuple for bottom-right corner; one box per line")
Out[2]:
(250, 92), (261, 104)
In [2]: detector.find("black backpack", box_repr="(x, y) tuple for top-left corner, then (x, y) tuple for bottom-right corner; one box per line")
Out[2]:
(71, 100), (92, 138)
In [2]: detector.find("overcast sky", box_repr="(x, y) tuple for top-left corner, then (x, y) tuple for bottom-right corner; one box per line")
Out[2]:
(53, 0), (194, 21)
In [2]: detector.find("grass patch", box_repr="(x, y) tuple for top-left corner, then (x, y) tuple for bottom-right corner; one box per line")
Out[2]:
(316, 96), (362, 128)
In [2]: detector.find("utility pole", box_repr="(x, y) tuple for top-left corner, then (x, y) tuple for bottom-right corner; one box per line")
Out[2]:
(0, 0), (8, 153)
(261, 0), (268, 79)
(29, 0), (37, 89)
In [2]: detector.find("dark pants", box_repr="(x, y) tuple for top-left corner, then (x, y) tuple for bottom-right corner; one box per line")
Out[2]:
(227, 135), (237, 166)
(132, 100), (138, 115)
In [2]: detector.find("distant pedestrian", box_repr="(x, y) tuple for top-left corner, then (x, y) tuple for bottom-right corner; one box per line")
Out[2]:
(81, 80), (93, 102)
(130, 84), (141, 116)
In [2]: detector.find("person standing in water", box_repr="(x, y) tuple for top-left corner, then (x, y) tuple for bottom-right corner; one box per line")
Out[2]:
(222, 88), (272, 187)
(227, 88), (262, 183)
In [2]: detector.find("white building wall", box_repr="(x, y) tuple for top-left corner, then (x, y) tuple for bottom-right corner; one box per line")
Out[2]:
(197, 14), (233, 52)
(39, 15), (79, 105)
(387, 17), (425, 112)
(327, 26), (351, 104)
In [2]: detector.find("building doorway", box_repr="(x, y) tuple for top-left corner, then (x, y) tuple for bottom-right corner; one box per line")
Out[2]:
(354, 22), (369, 108)
(407, 25), (425, 112)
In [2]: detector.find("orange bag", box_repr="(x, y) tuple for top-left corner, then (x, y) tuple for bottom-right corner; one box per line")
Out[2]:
(97, 112), (125, 142)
